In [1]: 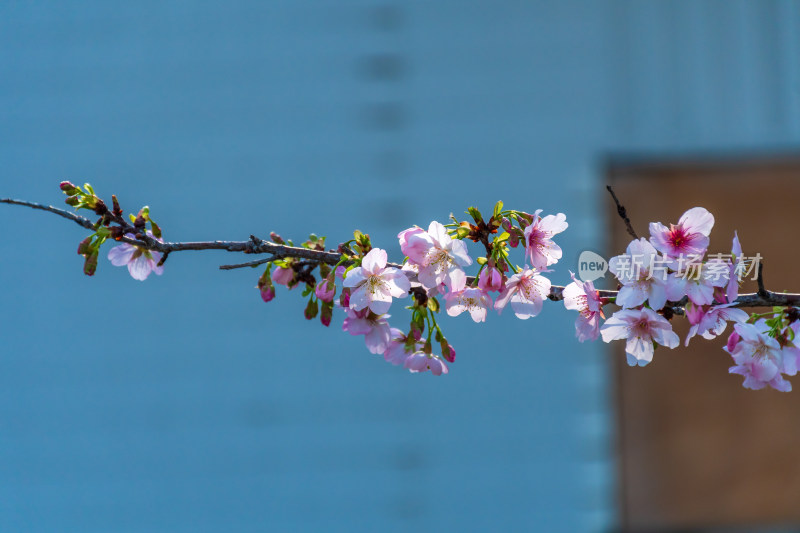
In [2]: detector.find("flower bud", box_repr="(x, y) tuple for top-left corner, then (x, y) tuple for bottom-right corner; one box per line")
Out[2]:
(269, 232), (285, 244)
(77, 237), (92, 255)
(65, 195), (80, 207)
(273, 266), (294, 287)
(60, 181), (80, 195)
(83, 250), (98, 276)
(517, 212), (534, 229)
(304, 298), (319, 320)
(726, 330), (741, 353)
(314, 275), (336, 302)
(260, 286), (276, 302)
(478, 265), (503, 292)
(320, 301), (333, 327)
(441, 341), (456, 363)
(339, 288), (350, 308)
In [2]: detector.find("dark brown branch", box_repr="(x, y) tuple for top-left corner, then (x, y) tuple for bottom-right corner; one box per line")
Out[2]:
(1, 198), (96, 230)
(5, 195), (800, 309)
(606, 185), (638, 240)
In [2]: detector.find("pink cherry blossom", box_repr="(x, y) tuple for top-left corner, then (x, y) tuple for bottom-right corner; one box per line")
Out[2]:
(600, 307), (679, 366)
(494, 267), (551, 320)
(608, 238), (668, 310)
(343, 248), (410, 315)
(445, 286), (492, 323)
(684, 303), (749, 346)
(649, 207), (714, 258)
(342, 309), (392, 354)
(665, 258), (729, 306)
(107, 232), (164, 281)
(398, 227), (430, 263)
(404, 352), (449, 376)
(384, 328), (414, 366)
(562, 272), (604, 342)
(523, 210), (568, 271)
(726, 322), (790, 392)
(398, 221), (472, 290)
(478, 265), (504, 293)
(273, 266), (294, 286)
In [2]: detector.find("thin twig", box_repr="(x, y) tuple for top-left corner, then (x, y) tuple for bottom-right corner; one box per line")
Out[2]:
(220, 257), (275, 270)
(757, 262), (769, 298)
(4, 195), (800, 309)
(1, 198), (96, 230)
(606, 185), (638, 240)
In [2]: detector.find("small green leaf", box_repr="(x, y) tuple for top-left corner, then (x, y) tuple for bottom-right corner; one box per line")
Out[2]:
(493, 200), (503, 218)
(149, 220), (162, 239)
(466, 206), (482, 223)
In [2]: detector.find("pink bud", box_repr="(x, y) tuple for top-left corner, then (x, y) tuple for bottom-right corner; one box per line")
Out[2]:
(314, 277), (336, 302)
(320, 303), (333, 327)
(60, 181), (80, 195)
(443, 343), (456, 363)
(726, 330), (741, 353)
(260, 286), (276, 302)
(273, 266), (294, 286)
(478, 266), (503, 292)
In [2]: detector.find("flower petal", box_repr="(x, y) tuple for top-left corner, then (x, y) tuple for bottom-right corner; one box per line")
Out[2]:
(108, 244), (135, 266)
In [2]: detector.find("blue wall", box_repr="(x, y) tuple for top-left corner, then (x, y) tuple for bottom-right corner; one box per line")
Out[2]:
(1, 2), (798, 531)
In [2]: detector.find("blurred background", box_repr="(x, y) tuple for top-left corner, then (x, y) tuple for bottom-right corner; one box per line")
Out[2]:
(1, 1), (800, 532)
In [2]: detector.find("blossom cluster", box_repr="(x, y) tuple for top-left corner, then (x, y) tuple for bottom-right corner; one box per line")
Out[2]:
(559, 206), (799, 391)
(57, 182), (800, 390)
(250, 203), (567, 376)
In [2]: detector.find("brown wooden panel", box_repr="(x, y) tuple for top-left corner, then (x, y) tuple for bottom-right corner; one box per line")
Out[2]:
(608, 157), (800, 532)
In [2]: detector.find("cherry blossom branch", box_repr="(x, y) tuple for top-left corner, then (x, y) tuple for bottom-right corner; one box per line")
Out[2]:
(9, 182), (800, 390)
(3, 195), (799, 310)
(606, 185), (639, 240)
